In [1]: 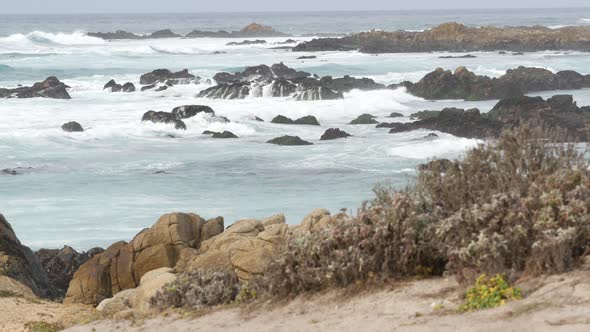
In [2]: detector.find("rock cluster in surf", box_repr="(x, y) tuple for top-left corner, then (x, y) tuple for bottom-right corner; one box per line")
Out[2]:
(0, 77), (70, 99)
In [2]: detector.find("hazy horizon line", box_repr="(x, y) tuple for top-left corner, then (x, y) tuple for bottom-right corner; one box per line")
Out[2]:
(2, 6), (590, 16)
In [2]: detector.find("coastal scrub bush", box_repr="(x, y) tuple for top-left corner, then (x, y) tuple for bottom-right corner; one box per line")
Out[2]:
(150, 270), (242, 310)
(459, 274), (521, 311)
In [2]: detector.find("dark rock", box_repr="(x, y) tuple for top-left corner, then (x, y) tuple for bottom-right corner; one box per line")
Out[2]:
(121, 82), (136, 92)
(271, 115), (294, 124)
(197, 82), (251, 99)
(319, 75), (385, 93)
(424, 133), (439, 139)
(35, 246), (99, 299)
(439, 54), (476, 59)
(148, 29), (181, 38)
(202, 130), (216, 135)
(212, 131), (238, 139)
(389, 107), (503, 139)
(267, 135), (313, 146)
(1, 167), (32, 176)
(320, 128), (351, 140)
(294, 115), (320, 126)
(226, 39), (266, 46)
(88, 30), (143, 40)
(104, 79), (122, 92)
(0, 76), (70, 99)
(140, 69), (197, 85)
(376, 122), (400, 128)
(141, 84), (156, 91)
(0, 214), (50, 297)
(349, 113), (378, 125)
(171, 105), (215, 119)
(156, 86), (168, 92)
(410, 110), (441, 120)
(253, 116), (264, 122)
(389, 112), (404, 117)
(174, 120), (187, 130)
(142, 110), (186, 130)
(62, 121), (84, 132)
(297, 55), (317, 59)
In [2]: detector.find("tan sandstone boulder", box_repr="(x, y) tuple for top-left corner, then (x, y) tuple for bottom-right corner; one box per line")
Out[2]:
(290, 208), (334, 236)
(65, 213), (223, 305)
(181, 214), (288, 281)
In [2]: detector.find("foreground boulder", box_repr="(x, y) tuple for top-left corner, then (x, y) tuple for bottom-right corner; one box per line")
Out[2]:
(320, 128), (351, 140)
(400, 66), (590, 101)
(140, 69), (198, 86)
(293, 22), (590, 53)
(61, 121), (84, 132)
(35, 246), (103, 299)
(64, 213), (224, 305)
(267, 135), (313, 146)
(0, 214), (49, 297)
(0, 76), (71, 99)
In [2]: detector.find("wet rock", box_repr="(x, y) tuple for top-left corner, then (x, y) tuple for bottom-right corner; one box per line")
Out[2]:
(148, 29), (181, 38)
(141, 84), (156, 91)
(271, 115), (320, 125)
(141, 110), (186, 130)
(197, 82), (251, 99)
(439, 54), (476, 59)
(171, 105), (215, 119)
(389, 112), (404, 117)
(88, 30), (144, 40)
(271, 115), (294, 124)
(202, 130), (215, 135)
(212, 131), (238, 139)
(297, 55), (317, 59)
(122, 82), (136, 92)
(349, 113), (378, 124)
(319, 75), (385, 93)
(267, 135), (313, 146)
(140, 69), (197, 85)
(410, 110), (440, 120)
(253, 116), (264, 122)
(62, 121), (84, 132)
(320, 128), (351, 140)
(0, 76), (70, 99)
(424, 133), (439, 139)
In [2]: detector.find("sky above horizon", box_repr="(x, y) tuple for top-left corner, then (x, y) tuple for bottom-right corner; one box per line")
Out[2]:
(3, 0), (590, 14)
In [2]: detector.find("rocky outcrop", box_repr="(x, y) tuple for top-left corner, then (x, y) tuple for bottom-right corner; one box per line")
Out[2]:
(0, 214), (50, 297)
(199, 63), (380, 101)
(390, 94), (590, 140)
(148, 29), (181, 39)
(399, 66), (590, 101)
(140, 69), (198, 86)
(104, 79), (135, 92)
(270, 115), (320, 126)
(389, 107), (503, 139)
(389, 112), (404, 117)
(0, 77), (70, 99)
(88, 30), (144, 40)
(267, 136), (313, 146)
(61, 121), (84, 132)
(293, 22), (590, 53)
(178, 214), (288, 281)
(35, 246), (103, 299)
(320, 128), (351, 140)
(211, 131), (238, 139)
(170, 105), (214, 119)
(142, 105), (216, 130)
(141, 111), (186, 130)
(64, 213), (224, 305)
(349, 113), (378, 124)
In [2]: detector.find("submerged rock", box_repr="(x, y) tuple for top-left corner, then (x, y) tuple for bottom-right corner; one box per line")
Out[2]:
(148, 29), (181, 38)
(271, 115), (320, 126)
(171, 105), (215, 119)
(62, 121), (84, 132)
(0, 76), (70, 99)
(267, 135), (313, 146)
(226, 39), (266, 46)
(140, 69), (197, 85)
(320, 128), (352, 140)
(141, 110), (187, 130)
(212, 131), (239, 139)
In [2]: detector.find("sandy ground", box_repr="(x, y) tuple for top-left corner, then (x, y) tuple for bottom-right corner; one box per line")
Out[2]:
(0, 276), (97, 332)
(64, 269), (590, 332)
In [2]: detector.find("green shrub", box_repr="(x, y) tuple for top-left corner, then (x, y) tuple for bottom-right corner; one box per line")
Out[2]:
(460, 274), (521, 311)
(25, 321), (63, 332)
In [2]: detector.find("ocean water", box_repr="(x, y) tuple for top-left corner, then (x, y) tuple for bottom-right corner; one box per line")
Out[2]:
(2, 9), (590, 250)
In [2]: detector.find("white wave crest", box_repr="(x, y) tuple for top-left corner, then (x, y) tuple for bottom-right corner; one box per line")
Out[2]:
(0, 31), (105, 46)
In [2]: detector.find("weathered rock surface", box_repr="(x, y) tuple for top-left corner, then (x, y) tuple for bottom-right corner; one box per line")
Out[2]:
(294, 22), (590, 53)
(0, 76), (71, 99)
(179, 214), (289, 281)
(170, 105), (215, 119)
(61, 121), (84, 132)
(320, 128), (352, 140)
(399, 66), (590, 101)
(0, 214), (50, 297)
(64, 213), (224, 305)
(148, 29), (181, 39)
(35, 246), (103, 299)
(141, 111), (186, 130)
(211, 131), (239, 139)
(267, 135), (313, 146)
(226, 39), (266, 46)
(140, 69), (198, 86)
(320, 75), (385, 92)
(103, 79), (135, 92)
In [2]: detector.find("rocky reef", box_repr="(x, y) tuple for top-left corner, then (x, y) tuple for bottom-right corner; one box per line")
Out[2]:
(293, 22), (590, 53)
(0, 77), (70, 99)
(141, 104), (217, 131)
(197, 62), (383, 101)
(387, 94), (590, 140)
(397, 66), (590, 101)
(89, 23), (289, 40)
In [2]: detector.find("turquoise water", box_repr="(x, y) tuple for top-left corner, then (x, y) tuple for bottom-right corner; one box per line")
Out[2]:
(2, 10), (590, 250)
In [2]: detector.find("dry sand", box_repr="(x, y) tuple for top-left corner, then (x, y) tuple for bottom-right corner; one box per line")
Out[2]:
(63, 269), (590, 332)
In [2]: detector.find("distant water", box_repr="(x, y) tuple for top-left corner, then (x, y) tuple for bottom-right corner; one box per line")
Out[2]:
(2, 9), (590, 250)
(1, 8), (590, 36)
